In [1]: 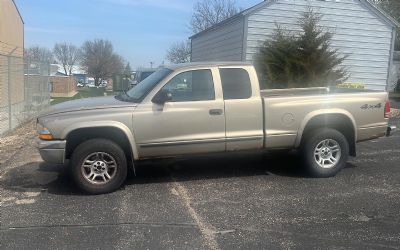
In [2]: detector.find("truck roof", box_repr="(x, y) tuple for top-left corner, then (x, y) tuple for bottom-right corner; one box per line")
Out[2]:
(165, 61), (253, 70)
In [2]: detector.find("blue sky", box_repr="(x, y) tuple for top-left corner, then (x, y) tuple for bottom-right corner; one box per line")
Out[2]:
(15, 0), (261, 68)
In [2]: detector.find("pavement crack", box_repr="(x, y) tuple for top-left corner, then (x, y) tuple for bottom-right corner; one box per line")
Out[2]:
(169, 175), (221, 250)
(0, 221), (197, 231)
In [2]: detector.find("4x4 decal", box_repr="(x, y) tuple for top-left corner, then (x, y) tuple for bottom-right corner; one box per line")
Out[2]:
(361, 103), (382, 110)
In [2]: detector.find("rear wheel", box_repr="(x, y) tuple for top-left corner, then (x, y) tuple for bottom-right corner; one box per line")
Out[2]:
(301, 128), (349, 177)
(70, 139), (127, 194)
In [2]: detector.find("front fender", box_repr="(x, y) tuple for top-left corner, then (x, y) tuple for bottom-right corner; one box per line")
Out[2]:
(61, 121), (139, 160)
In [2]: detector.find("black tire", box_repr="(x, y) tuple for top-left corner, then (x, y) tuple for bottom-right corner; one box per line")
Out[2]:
(70, 139), (127, 194)
(301, 128), (349, 177)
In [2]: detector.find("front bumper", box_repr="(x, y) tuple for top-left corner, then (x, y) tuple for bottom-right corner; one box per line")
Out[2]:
(386, 126), (397, 137)
(37, 139), (66, 164)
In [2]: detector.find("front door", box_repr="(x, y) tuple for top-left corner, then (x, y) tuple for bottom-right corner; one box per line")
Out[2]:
(132, 68), (226, 158)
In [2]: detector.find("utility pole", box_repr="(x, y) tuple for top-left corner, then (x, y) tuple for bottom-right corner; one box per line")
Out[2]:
(149, 62), (154, 69)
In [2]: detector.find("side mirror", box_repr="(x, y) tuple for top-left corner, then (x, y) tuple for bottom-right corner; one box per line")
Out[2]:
(152, 90), (172, 105)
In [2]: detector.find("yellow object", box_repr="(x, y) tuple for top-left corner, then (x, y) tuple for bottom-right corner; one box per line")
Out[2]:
(337, 83), (365, 89)
(39, 134), (54, 140)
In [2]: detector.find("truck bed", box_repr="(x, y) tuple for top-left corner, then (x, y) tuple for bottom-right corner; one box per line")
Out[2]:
(261, 87), (388, 149)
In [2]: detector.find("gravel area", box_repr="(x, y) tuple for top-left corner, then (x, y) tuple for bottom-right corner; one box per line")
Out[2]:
(0, 119), (36, 169)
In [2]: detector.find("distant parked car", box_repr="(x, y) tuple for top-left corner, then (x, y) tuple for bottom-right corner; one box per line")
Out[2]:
(129, 80), (137, 88)
(133, 69), (156, 86)
(77, 81), (85, 88)
(86, 78), (95, 88)
(86, 80), (107, 88)
(99, 80), (108, 88)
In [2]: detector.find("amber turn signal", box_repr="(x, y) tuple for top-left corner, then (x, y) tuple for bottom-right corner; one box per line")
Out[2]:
(39, 134), (54, 140)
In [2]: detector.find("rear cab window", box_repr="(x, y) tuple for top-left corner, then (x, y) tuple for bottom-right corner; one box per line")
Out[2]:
(219, 68), (252, 100)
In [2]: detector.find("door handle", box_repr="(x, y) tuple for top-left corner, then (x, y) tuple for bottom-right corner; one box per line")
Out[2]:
(209, 109), (223, 116)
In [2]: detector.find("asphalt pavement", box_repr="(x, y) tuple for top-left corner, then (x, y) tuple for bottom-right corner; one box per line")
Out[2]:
(1, 119), (400, 250)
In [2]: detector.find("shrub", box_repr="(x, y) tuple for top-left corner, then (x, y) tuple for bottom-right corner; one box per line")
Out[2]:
(256, 8), (348, 89)
(396, 79), (400, 93)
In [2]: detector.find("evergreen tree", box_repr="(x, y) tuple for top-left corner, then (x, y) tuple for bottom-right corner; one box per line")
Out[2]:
(256, 9), (348, 89)
(124, 63), (132, 78)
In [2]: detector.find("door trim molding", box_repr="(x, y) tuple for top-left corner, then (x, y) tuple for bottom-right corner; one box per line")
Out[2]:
(139, 136), (263, 148)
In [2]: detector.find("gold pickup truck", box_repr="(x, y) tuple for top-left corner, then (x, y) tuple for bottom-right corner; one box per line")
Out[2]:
(37, 62), (395, 194)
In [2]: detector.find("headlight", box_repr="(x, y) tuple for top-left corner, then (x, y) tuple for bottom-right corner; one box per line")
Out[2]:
(37, 123), (54, 140)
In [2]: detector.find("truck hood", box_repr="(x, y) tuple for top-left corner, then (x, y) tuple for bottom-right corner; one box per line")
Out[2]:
(39, 96), (137, 117)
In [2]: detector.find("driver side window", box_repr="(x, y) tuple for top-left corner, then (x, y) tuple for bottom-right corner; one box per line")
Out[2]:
(161, 69), (215, 102)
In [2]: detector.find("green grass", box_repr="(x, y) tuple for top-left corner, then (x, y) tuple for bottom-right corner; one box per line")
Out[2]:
(51, 88), (113, 105)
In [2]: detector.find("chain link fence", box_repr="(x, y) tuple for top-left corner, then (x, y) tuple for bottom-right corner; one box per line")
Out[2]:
(0, 54), (51, 136)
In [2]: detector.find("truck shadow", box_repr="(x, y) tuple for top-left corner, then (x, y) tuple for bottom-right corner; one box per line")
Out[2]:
(0, 162), (79, 195)
(127, 151), (305, 186)
(0, 151), (356, 196)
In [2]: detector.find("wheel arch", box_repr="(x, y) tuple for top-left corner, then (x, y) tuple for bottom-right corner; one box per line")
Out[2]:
(295, 110), (357, 156)
(62, 122), (139, 161)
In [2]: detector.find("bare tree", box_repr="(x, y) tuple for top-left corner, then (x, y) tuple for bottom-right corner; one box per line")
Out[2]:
(166, 0), (239, 64)
(53, 42), (81, 75)
(166, 40), (191, 64)
(24, 46), (53, 63)
(190, 0), (240, 33)
(371, 0), (400, 50)
(80, 39), (125, 86)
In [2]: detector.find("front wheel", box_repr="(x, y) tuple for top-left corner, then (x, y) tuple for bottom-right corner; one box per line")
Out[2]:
(70, 139), (128, 194)
(301, 128), (349, 177)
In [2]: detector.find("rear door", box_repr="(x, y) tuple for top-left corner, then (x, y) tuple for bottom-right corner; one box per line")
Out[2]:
(219, 66), (264, 150)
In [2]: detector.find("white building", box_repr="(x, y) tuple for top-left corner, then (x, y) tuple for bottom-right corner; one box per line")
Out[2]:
(190, 0), (399, 91)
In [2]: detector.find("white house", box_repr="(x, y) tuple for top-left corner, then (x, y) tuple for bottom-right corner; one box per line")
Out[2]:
(190, 0), (399, 91)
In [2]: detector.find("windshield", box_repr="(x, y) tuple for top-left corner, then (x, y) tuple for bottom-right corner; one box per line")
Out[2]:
(126, 68), (172, 101)
(140, 71), (155, 81)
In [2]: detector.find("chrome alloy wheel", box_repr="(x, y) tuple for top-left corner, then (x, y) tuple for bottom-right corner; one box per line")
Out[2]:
(81, 152), (118, 184)
(314, 139), (341, 169)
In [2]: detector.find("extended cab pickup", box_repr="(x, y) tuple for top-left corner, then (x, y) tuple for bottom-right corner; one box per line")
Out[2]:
(37, 62), (395, 194)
